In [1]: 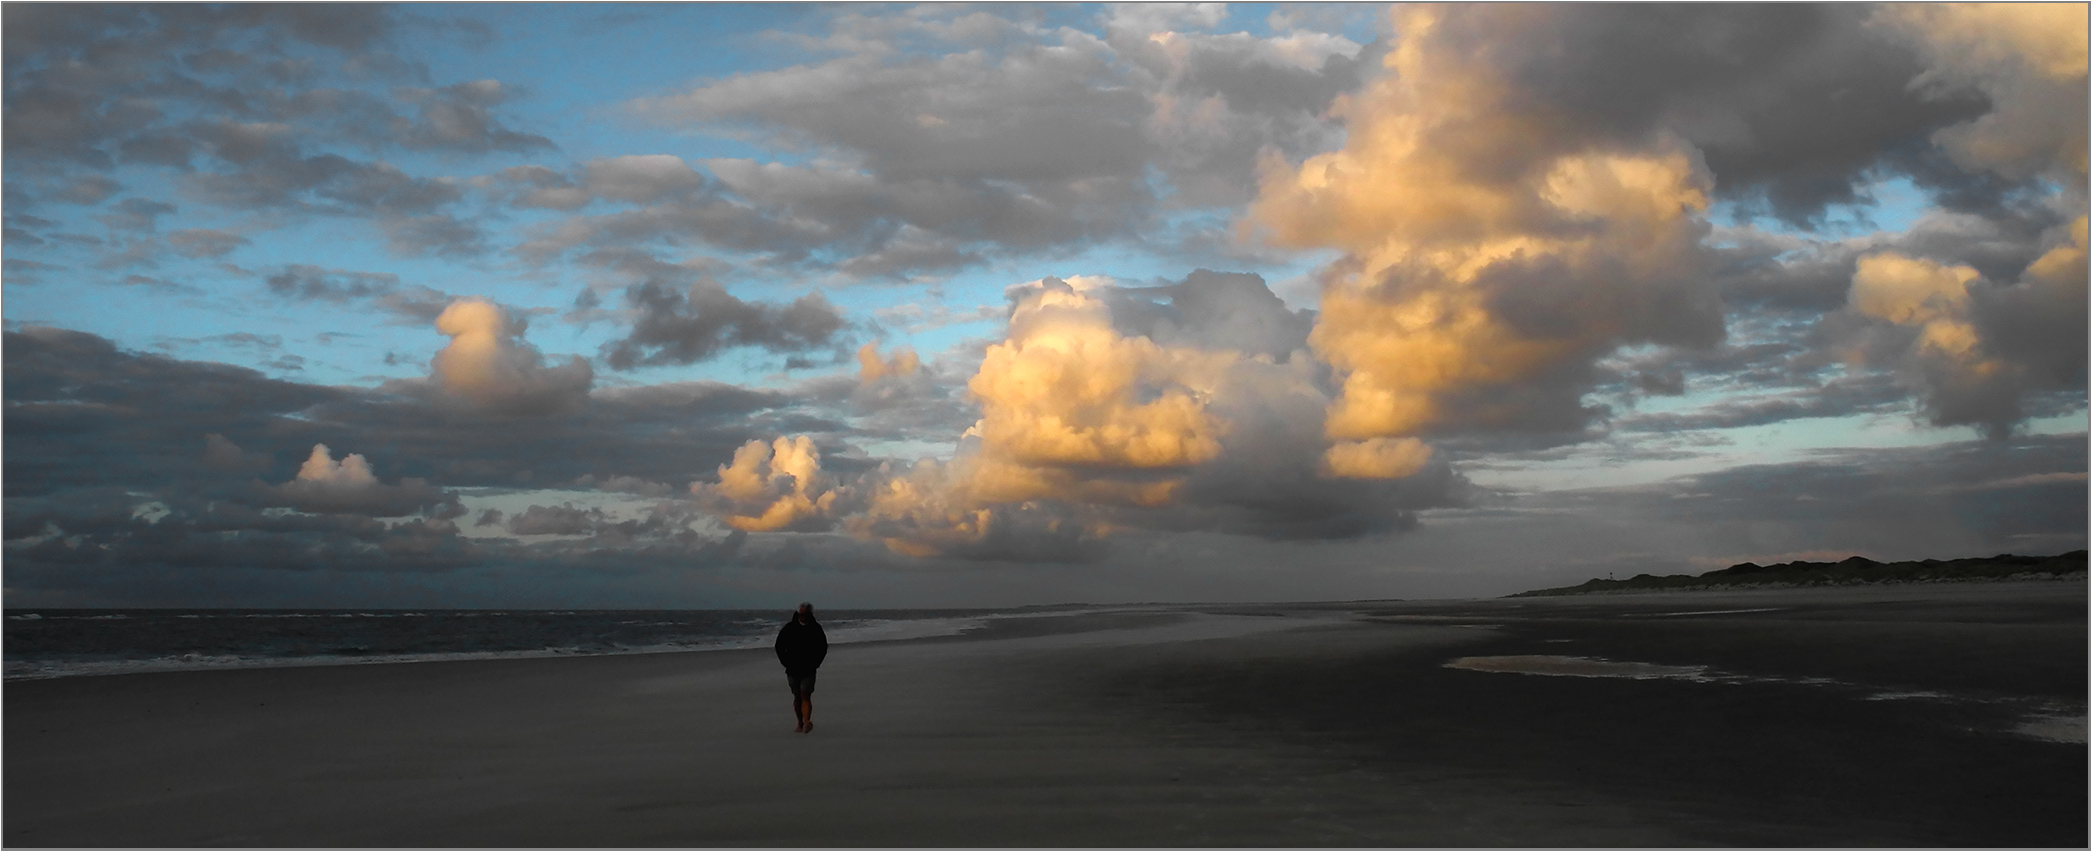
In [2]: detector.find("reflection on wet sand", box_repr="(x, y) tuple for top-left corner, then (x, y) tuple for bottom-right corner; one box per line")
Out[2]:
(1444, 654), (1710, 680)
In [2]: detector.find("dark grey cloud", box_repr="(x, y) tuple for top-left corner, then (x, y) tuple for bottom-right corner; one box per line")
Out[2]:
(1101, 269), (1316, 361)
(202, 432), (271, 474)
(488, 164), (590, 210)
(3, 5), (542, 165)
(1162, 356), (1471, 542)
(167, 228), (250, 258)
(1713, 203), (2064, 314)
(1412, 5), (2000, 227)
(590, 10), (1372, 279)
(3, 502), (479, 580)
(116, 273), (193, 293)
(372, 284), (462, 325)
(584, 154), (704, 204)
(0, 325), (864, 599)
(468, 10), (1370, 283)
(393, 80), (555, 153)
(643, 46), (1150, 186)
(4, 326), (340, 497)
(3, 225), (44, 247)
(3, 326), (833, 499)
(94, 197), (176, 232)
(1648, 434), (2086, 558)
(602, 279), (848, 370)
(54, 175), (123, 204)
(1798, 218), (2089, 439)
(2, 258), (65, 283)
(3, 4), (394, 169)
(1614, 373), (1910, 433)
(1397, 432), (2088, 596)
(1106, 25), (1373, 207)
(265, 264), (400, 302)
(513, 190), (834, 269)
(507, 503), (603, 536)
(2, 4), (538, 273)
(376, 211), (484, 258)
(820, 273), (1469, 558)
(569, 473), (676, 498)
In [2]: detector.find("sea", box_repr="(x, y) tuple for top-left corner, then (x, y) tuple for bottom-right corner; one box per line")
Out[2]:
(1, 607), (1042, 681)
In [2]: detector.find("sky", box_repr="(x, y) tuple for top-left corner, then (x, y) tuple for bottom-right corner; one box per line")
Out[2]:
(3, 3), (2086, 609)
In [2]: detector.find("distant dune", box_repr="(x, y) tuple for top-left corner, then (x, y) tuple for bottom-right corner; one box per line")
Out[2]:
(1513, 551), (2089, 597)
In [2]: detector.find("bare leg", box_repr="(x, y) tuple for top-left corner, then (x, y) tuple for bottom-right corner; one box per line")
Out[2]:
(792, 694), (807, 732)
(801, 695), (813, 732)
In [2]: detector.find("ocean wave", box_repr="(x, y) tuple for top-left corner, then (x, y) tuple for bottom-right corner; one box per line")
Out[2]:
(2, 607), (1080, 681)
(2, 637), (784, 681)
(823, 616), (989, 644)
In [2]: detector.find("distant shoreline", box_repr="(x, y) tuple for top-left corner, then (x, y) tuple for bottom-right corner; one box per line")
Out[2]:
(1511, 551), (2088, 597)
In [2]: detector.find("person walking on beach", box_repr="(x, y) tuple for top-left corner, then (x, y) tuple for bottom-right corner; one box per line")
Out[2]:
(774, 602), (828, 733)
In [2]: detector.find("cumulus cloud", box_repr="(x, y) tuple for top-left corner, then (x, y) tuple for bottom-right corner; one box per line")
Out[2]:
(968, 278), (1234, 473)
(1226, 3), (2087, 452)
(1873, 3), (2090, 182)
(857, 342), (920, 384)
(1795, 8), (2092, 439)
(692, 436), (840, 532)
(695, 273), (1460, 562)
(1322, 436), (1434, 480)
(1838, 214), (2088, 437)
(266, 443), (452, 517)
(1104, 268), (1315, 360)
(847, 455), (1104, 562)
(1251, 6), (1728, 460)
(427, 298), (595, 416)
(1109, 20), (1367, 207)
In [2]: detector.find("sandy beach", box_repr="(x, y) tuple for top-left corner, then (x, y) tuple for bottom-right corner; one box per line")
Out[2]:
(6, 582), (2085, 847)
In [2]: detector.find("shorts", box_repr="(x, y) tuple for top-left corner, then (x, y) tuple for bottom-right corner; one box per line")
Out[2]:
(786, 671), (817, 696)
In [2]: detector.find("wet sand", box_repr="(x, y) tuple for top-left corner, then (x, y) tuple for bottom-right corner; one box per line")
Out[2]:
(5, 582), (2085, 846)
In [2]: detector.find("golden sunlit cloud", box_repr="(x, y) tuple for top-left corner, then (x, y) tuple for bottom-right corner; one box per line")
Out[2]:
(856, 342), (920, 384)
(266, 444), (450, 517)
(1251, 4), (1723, 454)
(966, 281), (1234, 472)
(429, 297), (594, 416)
(695, 436), (839, 533)
(1874, 3), (2090, 179)
(1850, 251), (1999, 366)
(1845, 214), (2088, 435)
(294, 443), (378, 488)
(688, 3), (2085, 562)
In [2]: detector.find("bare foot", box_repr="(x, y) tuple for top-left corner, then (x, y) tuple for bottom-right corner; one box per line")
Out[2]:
(794, 721), (806, 733)
(803, 720), (813, 733)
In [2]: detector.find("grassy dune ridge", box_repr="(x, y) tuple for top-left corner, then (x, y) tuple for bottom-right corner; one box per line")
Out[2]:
(1513, 551), (2088, 597)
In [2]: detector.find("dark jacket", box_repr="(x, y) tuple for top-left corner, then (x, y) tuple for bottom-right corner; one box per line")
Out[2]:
(774, 616), (828, 674)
